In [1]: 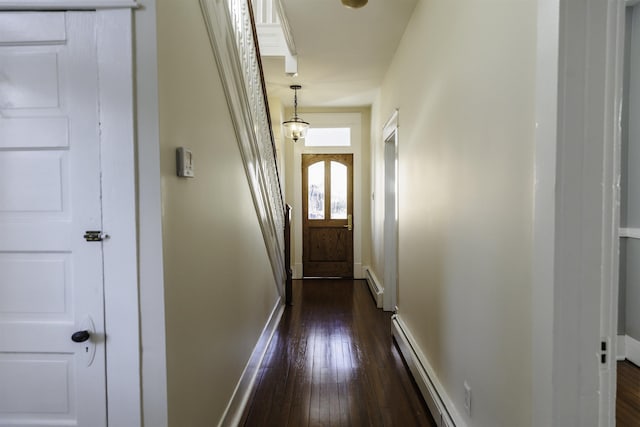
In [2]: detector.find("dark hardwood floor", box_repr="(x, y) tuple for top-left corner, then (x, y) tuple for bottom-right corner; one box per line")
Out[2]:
(618, 360), (640, 426)
(243, 279), (436, 427)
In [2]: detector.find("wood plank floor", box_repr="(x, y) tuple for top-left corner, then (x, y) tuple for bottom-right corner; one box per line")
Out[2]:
(243, 279), (436, 427)
(618, 360), (640, 426)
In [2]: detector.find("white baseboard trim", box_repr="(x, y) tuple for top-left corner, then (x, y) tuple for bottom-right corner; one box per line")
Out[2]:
(217, 297), (285, 427)
(626, 334), (640, 366)
(617, 335), (627, 361)
(391, 314), (466, 427)
(363, 266), (383, 308)
(354, 262), (363, 279)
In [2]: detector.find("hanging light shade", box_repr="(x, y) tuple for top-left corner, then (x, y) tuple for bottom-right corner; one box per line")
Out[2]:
(282, 85), (309, 142)
(341, 0), (368, 8)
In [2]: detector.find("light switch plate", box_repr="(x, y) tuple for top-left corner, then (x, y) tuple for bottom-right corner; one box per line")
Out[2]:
(176, 147), (194, 178)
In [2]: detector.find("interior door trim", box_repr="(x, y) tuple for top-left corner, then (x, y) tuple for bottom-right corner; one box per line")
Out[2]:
(383, 109), (399, 312)
(95, 9), (142, 426)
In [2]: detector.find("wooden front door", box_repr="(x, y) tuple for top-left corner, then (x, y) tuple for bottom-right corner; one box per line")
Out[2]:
(302, 154), (353, 277)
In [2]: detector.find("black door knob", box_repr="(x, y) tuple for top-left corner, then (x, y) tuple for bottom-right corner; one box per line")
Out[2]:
(71, 330), (91, 343)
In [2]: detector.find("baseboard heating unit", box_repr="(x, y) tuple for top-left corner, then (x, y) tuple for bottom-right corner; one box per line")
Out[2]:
(364, 267), (383, 308)
(391, 314), (464, 427)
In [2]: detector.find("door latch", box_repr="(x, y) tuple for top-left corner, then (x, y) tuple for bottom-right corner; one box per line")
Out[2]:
(601, 340), (608, 364)
(83, 231), (109, 242)
(342, 214), (353, 231)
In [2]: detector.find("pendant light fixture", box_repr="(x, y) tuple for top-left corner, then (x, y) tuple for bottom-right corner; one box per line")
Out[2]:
(341, 0), (368, 8)
(282, 85), (309, 142)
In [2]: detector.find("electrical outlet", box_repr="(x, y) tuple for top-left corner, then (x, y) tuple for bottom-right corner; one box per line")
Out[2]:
(464, 381), (471, 416)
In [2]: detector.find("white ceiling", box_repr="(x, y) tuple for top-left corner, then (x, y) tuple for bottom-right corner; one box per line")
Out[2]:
(262, 0), (418, 108)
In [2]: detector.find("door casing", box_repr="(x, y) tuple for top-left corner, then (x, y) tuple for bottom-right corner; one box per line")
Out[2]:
(532, 0), (623, 425)
(290, 112), (364, 279)
(383, 110), (398, 312)
(94, 9), (141, 426)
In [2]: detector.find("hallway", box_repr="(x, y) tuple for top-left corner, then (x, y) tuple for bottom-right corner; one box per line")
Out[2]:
(242, 279), (436, 426)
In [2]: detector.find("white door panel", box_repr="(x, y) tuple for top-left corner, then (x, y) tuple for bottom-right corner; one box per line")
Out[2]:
(0, 255), (69, 316)
(0, 117), (69, 149)
(0, 355), (77, 415)
(0, 152), (66, 211)
(0, 13), (66, 44)
(0, 12), (106, 427)
(0, 50), (61, 109)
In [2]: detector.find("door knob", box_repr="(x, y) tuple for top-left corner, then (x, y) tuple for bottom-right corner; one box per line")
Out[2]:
(71, 330), (91, 343)
(73, 317), (97, 366)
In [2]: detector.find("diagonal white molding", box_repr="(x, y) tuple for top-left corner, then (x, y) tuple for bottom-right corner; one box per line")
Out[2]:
(200, 0), (286, 296)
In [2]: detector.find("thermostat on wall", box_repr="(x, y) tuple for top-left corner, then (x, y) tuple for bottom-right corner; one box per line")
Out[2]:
(176, 147), (194, 178)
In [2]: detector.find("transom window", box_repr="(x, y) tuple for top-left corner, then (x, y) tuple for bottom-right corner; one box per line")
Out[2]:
(304, 127), (351, 147)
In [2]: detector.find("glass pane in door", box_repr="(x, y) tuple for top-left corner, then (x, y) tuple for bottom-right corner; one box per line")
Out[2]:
(330, 161), (347, 219)
(308, 161), (325, 219)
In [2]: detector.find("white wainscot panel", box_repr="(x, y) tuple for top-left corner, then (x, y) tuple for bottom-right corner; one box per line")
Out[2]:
(0, 117), (68, 148)
(0, 254), (67, 315)
(0, 50), (60, 109)
(0, 13), (65, 44)
(0, 151), (65, 212)
(0, 354), (74, 417)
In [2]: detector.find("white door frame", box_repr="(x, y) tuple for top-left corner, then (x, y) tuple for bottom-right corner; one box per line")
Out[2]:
(132, 1), (169, 426)
(603, 0), (637, 425)
(0, 5), (142, 426)
(96, 9), (142, 427)
(532, 0), (624, 426)
(382, 110), (398, 312)
(600, 3), (625, 425)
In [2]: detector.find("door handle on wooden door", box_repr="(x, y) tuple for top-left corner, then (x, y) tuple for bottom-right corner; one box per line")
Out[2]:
(343, 214), (353, 231)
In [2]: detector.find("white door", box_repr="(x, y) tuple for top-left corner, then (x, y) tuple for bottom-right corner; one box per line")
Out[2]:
(0, 12), (107, 427)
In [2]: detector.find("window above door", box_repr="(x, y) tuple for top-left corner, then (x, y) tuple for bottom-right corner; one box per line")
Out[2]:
(305, 127), (351, 147)
(292, 112), (361, 155)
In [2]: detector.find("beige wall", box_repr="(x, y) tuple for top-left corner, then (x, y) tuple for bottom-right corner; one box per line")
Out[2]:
(156, 1), (280, 425)
(372, 1), (536, 426)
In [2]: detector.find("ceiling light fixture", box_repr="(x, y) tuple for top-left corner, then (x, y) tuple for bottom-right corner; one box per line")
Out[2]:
(341, 0), (368, 9)
(282, 85), (309, 142)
